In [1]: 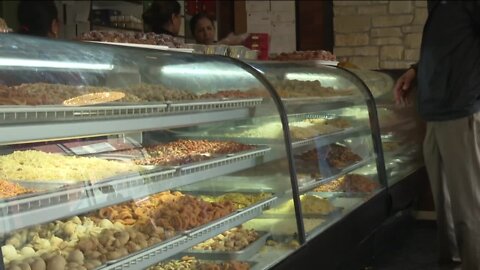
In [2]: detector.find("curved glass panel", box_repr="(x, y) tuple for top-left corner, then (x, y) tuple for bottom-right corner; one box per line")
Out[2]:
(349, 68), (424, 186)
(0, 34), (299, 269)
(246, 60), (385, 240)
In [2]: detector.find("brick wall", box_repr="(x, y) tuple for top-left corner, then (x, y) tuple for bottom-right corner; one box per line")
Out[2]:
(333, 0), (427, 69)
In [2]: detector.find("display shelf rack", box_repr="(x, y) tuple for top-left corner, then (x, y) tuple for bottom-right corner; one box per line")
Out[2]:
(291, 125), (371, 151)
(0, 147), (270, 235)
(102, 197), (277, 270)
(0, 99), (262, 145)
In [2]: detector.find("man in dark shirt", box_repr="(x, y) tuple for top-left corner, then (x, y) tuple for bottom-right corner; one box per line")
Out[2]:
(394, 1), (480, 269)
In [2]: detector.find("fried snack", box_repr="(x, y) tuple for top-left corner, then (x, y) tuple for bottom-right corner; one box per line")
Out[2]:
(148, 256), (250, 270)
(326, 144), (362, 169)
(199, 192), (272, 209)
(125, 83), (198, 101)
(199, 90), (262, 99)
(135, 140), (255, 166)
(270, 50), (337, 61)
(151, 194), (237, 231)
(313, 174), (379, 193)
(0, 83), (142, 106)
(271, 80), (353, 98)
(265, 194), (335, 216)
(0, 179), (34, 198)
(63, 91), (125, 106)
(0, 150), (142, 182)
(91, 191), (236, 233)
(192, 226), (259, 251)
(342, 174), (379, 193)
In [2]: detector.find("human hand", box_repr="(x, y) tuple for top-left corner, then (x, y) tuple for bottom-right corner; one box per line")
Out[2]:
(393, 68), (416, 106)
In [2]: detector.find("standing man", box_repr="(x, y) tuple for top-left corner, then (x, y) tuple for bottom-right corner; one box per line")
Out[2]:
(394, 1), (480, 269)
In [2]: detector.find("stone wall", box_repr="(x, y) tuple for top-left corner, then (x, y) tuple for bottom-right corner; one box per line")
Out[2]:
(333, 0), (428, 69)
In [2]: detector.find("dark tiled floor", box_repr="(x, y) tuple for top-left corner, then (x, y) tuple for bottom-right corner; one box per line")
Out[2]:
(372, 220), (442, 270)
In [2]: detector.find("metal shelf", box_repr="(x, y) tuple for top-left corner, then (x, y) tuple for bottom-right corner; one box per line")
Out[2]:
(291, 125), (371, 151)
(282, 96), (364, 113)
(298, 156), (377, 194)
(0, 99), (262, 145)
(0, 147), (270, 235)
(102, 197), (277, 270)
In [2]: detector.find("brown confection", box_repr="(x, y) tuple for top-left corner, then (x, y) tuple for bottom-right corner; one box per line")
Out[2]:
(270, 50), (337, 61)
(135, 139), (255, 166)
(325, 144), (362, 169)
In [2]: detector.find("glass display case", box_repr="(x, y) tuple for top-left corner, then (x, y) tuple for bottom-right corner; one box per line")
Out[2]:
(0, 34), (301, 270)
(348, 69), (424, 186)
(244, 61), (388, 241)
(0, 34), (411, 270)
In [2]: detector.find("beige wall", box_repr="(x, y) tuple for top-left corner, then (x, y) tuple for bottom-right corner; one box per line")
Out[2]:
(245, 0), (296, 54)
(333, 0), (427, 69)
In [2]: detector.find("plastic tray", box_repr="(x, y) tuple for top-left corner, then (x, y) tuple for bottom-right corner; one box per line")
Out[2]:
(181, 231), (270, 261)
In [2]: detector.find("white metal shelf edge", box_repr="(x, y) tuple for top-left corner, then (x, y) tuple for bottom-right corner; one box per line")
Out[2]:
(0, 108), (251, 145)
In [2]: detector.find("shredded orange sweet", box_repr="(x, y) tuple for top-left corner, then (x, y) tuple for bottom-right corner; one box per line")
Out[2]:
(0, 179), (33, 198)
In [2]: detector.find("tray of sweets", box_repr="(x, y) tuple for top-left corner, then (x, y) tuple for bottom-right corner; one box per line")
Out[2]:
(180, 231), (270, 261)
(147, 256), (257, 270)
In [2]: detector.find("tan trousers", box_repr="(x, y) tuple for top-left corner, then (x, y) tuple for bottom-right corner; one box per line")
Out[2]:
(423, 112), (480, 270)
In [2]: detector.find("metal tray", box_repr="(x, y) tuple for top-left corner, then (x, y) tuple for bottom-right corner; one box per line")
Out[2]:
(9, 179), (82, 190)
(180, 231), (270, 261)
(281, 95), (359, 105)
(178, 145), (271, 173)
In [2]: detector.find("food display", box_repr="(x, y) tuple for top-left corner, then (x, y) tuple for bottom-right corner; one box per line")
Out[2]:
(244, 218), (324, 235)
(313, 174), (379, 193)
(270, 50), (337, 61)
(0, 83), (142, 106)
(2, 215), (128, 267)
(220, 120), (343, 140)
(264, 194), (335, 216)
(325, 144), (363, 169)
(272, 80), (353, 98)
(0, 179), (34, 198)
(79, 30), (185, 48)
(295, 144), (363, 178)
(90, 191), (237, 232)
(135, 140), (255, 166)
(0, 150), (142, 182)
(126, 83), (198, 101)
(199, 90), (263, 99)
(199, 192), (272, 209)
(191, 226), (259, 252)
(382, 141), (401, 152)
(149, 256), (250, 270)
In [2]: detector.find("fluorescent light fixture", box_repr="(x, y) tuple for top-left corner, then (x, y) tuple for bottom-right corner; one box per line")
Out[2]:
(161, 65), (249, 77)
(0, 58), (114, 70)
(285, 73), (338, 82)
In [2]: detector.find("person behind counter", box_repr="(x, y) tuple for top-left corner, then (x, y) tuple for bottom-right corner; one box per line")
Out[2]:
(142, 0), (181, 36)
(190, 12), (215, 45)
(190, 12), (248, 46)
(17, 0), (59, 38)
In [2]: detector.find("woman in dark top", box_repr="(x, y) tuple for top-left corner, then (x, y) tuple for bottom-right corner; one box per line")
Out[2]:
(142, 0), (181, 36)
(17, 0), (59, 38)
